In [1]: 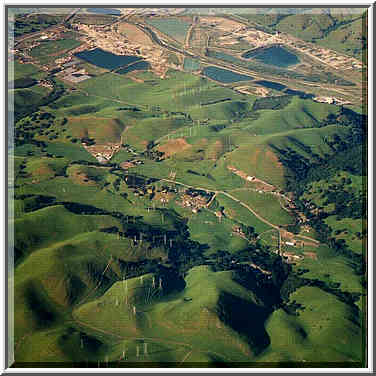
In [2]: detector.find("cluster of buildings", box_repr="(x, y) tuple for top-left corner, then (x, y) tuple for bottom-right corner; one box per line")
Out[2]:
(55, 64), (91, 83)
(282, 252), (304, 264)
(178, 191), (210, 213)
(120, 159), (144, 170)
(38, 79), (54, 89)
(313, 96), (352, 106)
(214, 24), (280, 49)
(83, 142), (122, 163)
(75, 23), (138, 56)
(38, 31), (61, 41)
(227, 165), (256, 183)
(232, 225), (246, 238)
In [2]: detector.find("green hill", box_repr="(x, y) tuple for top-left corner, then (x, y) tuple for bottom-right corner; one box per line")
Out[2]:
(261, 286), (364, 364)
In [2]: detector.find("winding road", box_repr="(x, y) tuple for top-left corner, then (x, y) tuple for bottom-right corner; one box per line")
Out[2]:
(158, 177), (319, 245)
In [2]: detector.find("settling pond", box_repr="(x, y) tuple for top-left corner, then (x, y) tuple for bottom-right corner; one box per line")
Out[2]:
(117, 60), (150, 74)
(255, 80), (314, 99)
(74, 48), (143, 70)
(86, 8), (121, 16)
(242, 45), (299, 68)
(203, 66), (254, 83)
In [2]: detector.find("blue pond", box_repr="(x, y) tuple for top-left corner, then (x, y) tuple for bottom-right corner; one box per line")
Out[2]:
(284, 89), (314, 99)
(87, 8), (121, 16)
(254, 80), (286, 91)
(117, 61), (150, 74)
(255, 80), (313, 98)
(74, 48), (142, 70)
(203, 66), (253, 83)
(242, 46), (299, 68)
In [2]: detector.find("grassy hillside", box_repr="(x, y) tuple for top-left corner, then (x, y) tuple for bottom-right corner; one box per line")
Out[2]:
(14, 205), (121, 262)
(73, 265), (272, 363)
(261, 286), (364, 364)
(230, 190), (294, 226)
(11, 18), (366, 366)
(244, 97), (339, 135)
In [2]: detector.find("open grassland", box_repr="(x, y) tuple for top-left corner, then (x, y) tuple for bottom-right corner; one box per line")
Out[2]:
(215, 193), (272, 234)
(73, 266), (268, 363)
(12, 20), (366, 366)
(187, 209), (249, 255)
(17, 156), (68, 185)
(244, 97), (339, 135)
(124, 117), (187, 150)
(226, 143), (286, 190)
(77, 70), (246, 116)
(15, 261), (364, 364)
(229, 190), (294, 226)
(30, 38), (82, 60)
(292, 243), (364, 312)
(261, 286), (363, 364)
(13, 229), (166, 350)
(67, 117), (125, 143)
(13, 88), (46, 108)
(13, 205), (121, 261)
(8, 62), (40, 81)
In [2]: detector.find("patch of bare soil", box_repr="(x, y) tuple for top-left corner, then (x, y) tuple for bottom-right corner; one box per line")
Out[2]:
(118, 22), (153, 46)
(158, 138), (191, 157)
(303, 251), (318, 260)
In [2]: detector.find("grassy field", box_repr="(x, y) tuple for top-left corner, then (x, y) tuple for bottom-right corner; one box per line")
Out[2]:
(229, 190), (294, 226)
(244, 96), (339, 135)
(73, 265), (269, 363)
(225, 143), (287, 190)
(215, 193), (272, 234)
(8, 62), (40, 81)
(187, 208), (249, 254)
(11, 19), (366, 366)
(66, 116), (125, 143)
(30, 38), (81, 59)
(261, 286), (364, 363)
(14, 205), (121, 259)
(12, 88), (46, 108)
(124, 117), (187, 150)
(77, 70), (246, 116)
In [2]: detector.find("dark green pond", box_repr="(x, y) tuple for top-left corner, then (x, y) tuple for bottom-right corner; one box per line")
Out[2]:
(254, 80), (286, 91)
(203, 66), (253, 83)
(117, 61), (150, 74)
(255, 80), (314, 99)
(75, 48), (142, 70)
(242, 46), (299, 68)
